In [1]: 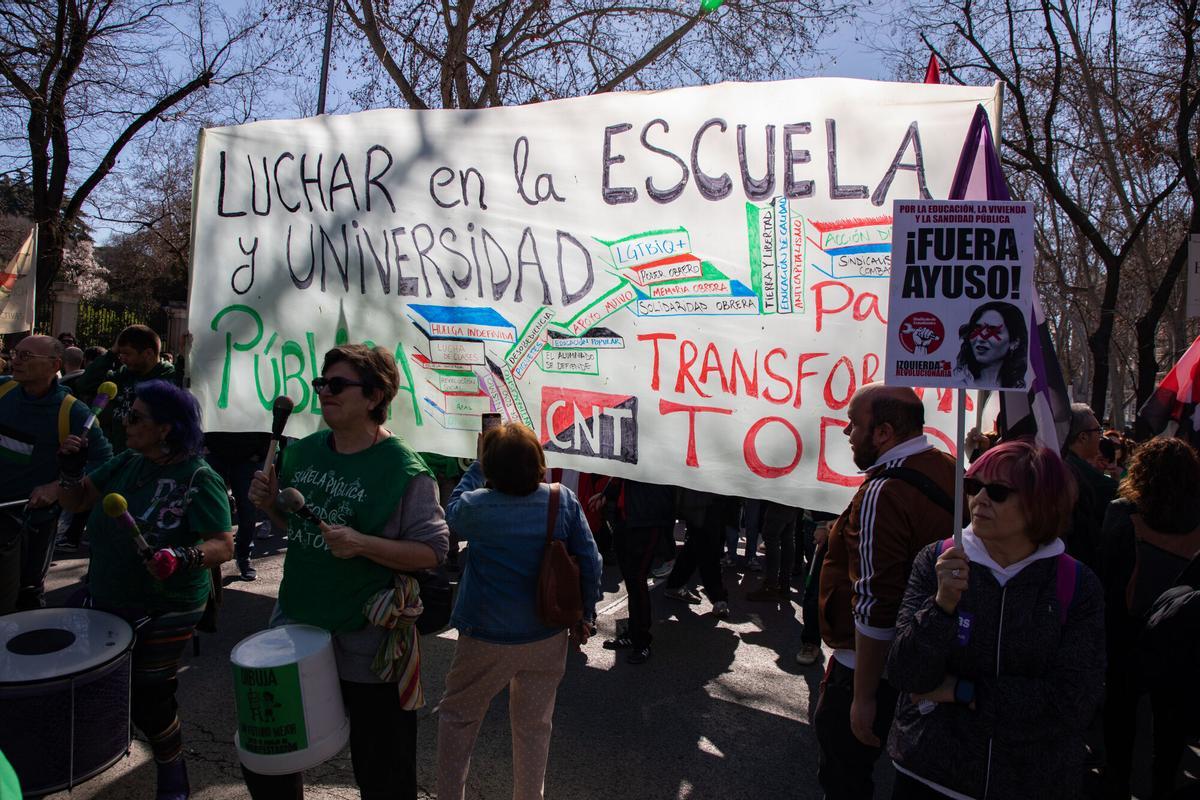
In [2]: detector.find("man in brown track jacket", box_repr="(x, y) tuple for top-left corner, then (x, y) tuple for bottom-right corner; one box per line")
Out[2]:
(816, 383), (957, 799)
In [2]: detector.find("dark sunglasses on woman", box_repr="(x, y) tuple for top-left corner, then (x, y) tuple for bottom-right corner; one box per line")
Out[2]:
(963, 478), (1016, 503)
(311, 376), (367, 395)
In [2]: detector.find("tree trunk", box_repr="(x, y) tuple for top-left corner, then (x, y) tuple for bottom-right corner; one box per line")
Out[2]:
(1088, 308), (1114, 416)
(34, 221), (64, 322)
(1109, 347), (1125, 429)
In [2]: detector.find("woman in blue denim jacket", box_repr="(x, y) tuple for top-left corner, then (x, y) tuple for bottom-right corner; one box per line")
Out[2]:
(436, 422), (601, 800)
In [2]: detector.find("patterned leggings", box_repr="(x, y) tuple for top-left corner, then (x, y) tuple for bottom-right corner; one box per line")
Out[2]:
(77, 592), (203, 764)
(130, 608), (203, 763)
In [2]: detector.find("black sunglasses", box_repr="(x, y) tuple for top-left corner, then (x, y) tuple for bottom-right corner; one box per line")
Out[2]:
(963, 478), (1016, 503)
(312, 376), (367, 395)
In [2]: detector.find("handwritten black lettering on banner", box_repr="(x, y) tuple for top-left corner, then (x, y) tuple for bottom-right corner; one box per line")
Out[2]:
(191, 78), (1003, 513)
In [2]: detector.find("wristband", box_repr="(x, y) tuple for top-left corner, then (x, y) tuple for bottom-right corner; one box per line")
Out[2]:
(168, 545), (205, 570)
(954, 677), (976, 706)
(58, 473), (83, 489)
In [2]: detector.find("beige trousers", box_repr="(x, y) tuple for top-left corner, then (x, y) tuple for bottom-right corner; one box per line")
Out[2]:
(435, 631), (569, 800)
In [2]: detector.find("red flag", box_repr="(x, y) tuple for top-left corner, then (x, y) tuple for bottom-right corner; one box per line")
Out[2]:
(924, 54), (941, 84)
(1138, 334), (1200, 445)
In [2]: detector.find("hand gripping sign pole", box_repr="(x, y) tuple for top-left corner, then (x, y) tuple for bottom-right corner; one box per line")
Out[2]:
(954, 389), (966, 550)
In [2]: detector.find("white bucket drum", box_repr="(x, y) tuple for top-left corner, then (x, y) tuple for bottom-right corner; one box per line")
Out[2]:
(230, 624), (349, 774)
(0, 608), (134, 796)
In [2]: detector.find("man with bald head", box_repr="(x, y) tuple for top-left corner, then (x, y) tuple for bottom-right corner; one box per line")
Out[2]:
(815, 383), (957, 799)
(0, 335), (110, 612)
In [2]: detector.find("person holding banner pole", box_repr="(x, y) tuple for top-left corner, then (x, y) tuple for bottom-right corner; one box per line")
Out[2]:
(885, 440), (1104, 799)
(815, 383), (957, 800)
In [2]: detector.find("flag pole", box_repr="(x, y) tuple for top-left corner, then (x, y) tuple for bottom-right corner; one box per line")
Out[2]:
(954, 388), (966, 549)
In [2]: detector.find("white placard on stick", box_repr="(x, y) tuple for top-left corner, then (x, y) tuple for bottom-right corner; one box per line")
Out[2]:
(1187, 233), (1200, 319)
(885, 199), (1035, 392)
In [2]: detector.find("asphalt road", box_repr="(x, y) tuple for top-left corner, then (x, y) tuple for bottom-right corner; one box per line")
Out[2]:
(34, 526), (839, 800)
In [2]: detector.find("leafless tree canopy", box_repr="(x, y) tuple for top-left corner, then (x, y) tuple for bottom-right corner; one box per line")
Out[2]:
(889, 0), (1199, 425)
(292, 0), (848, 111)
(0, 0), (290, 296)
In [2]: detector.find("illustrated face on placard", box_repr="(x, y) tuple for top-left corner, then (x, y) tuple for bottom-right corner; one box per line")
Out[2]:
(969, 310), (1014, 366)
(954, 301), (1029, 389)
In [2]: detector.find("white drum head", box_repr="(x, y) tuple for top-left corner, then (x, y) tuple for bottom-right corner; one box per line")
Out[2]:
(231, 624), (331, 669)
(0, 609), (134, 684)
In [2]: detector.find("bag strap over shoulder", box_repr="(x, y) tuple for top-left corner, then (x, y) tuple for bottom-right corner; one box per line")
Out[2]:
(0, 380), (77, 444)
(545, 483), (561, 544)
(1056, 553), (1079, 625)
(58, 395), (77, 444)
(940, 537), (1077, 625)
(871, 466), (954, 515)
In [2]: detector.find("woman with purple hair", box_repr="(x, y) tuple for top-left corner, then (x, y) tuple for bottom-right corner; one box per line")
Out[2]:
(59, 379), (233, 800)
(885, 439), (1105, 799)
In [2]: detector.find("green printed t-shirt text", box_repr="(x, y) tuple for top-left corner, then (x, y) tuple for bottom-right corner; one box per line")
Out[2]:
(86, 450), (231, 612)
(278, 431), (431, 634)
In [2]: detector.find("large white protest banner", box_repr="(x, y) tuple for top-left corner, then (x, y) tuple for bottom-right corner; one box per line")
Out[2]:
(884, 200), (1035, 391)
(0, 227), (36, 334)
(188, 78), (1000, 512)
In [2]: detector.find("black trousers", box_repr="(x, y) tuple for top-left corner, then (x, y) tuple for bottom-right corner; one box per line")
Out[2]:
(801, 540), (827, 645)
(614, 524), (667, 648)
(665, 512), (727, 603)
(0, 507), (60, 614)
(760, 504), (799, 591)
(243, 680), (418, 800)
(204, 450), (259, 563)
(814, 657), (899, 800)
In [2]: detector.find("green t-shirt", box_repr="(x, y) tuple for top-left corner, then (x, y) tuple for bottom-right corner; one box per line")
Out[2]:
(86, 450), (231, 612)
(278, 431), (431, 634)
(0, 748), (21, 799)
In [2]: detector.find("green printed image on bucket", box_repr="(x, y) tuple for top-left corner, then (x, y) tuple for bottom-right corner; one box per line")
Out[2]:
(233, 662), (307, 754)
(230, 624), (349, 774)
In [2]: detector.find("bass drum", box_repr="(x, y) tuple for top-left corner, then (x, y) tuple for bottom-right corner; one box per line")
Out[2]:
(0, 608), (134, 797)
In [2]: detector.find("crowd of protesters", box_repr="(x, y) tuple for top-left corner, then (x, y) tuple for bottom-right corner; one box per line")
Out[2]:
(1, 323), (1198, 799)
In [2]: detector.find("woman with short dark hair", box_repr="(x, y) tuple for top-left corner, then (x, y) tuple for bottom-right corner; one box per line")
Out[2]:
(59, 379), (233, 799)
(1100, 437), (1200, 798)
(247, 344), (448, 799)
(886, 439), (1104, 799)
(437, 422), (601, 800)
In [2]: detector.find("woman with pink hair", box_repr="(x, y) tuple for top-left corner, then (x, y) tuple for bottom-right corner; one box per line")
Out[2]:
(885, 439), (1105, 799)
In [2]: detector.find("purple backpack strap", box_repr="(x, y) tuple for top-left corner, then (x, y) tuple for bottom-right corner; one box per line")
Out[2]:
(1055, 554), (1078, 625)
(939, 537), (954, 554)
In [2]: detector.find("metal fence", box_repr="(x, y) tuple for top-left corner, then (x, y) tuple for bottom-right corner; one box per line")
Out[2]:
(73, 299), (169, 349)
(30, 292), (170, 349)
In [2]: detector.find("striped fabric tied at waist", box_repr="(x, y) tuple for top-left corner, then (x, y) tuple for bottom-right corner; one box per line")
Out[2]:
(363, 574), (425, 710)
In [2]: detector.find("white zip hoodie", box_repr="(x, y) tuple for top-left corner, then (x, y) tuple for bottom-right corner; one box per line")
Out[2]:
(961, 525), (1064, 585)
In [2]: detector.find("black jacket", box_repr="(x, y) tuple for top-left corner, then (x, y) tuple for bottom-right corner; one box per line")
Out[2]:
(604, 479), (676, 528)
(887, 540), (1105, 799)
(1064, 451), (1116, 568)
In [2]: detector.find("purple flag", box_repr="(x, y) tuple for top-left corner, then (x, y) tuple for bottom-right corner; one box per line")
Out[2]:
(947, 105), (1072, 452)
